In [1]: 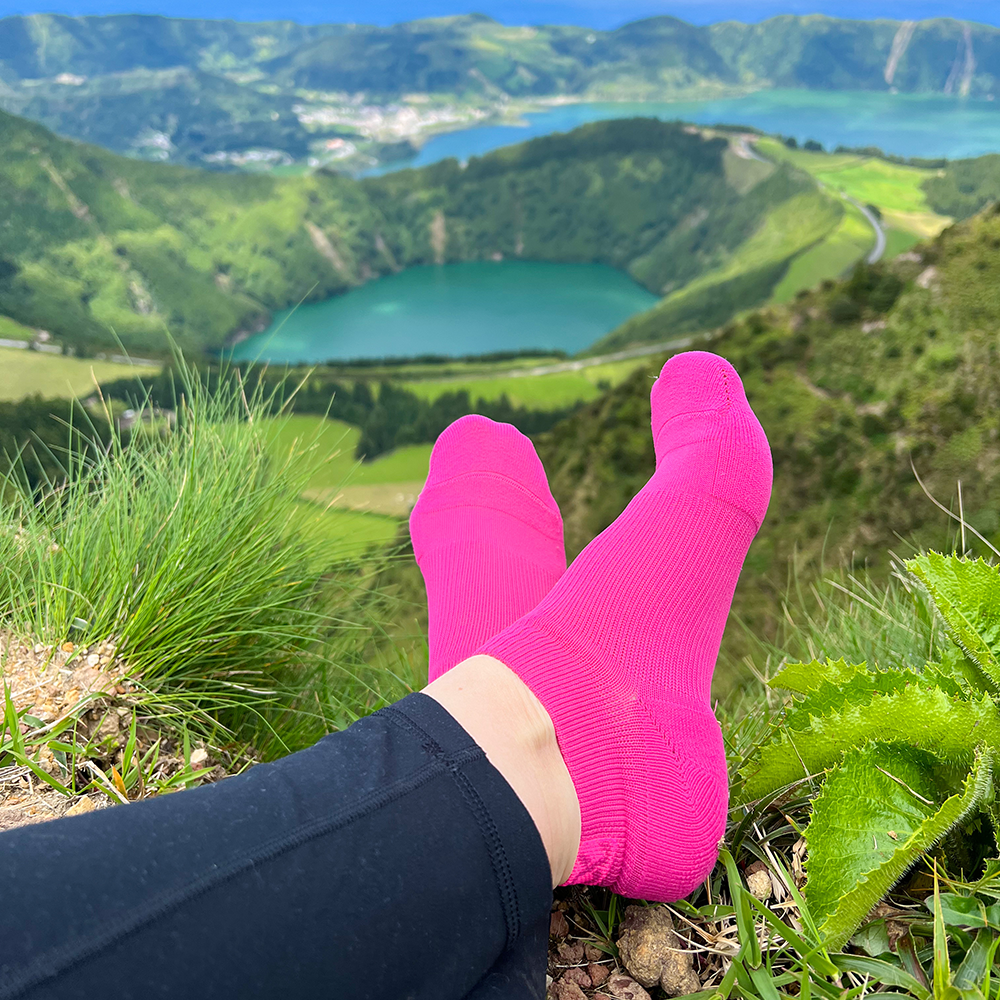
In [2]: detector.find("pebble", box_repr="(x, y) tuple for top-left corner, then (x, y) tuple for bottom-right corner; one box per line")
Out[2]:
(557, 941), (584, 965)
(549, 982), (587, 1000)
(747, 868), (773, 901)
(561, 967), (591, 988)
(589, 963), (610, 986)
(606, 974), (652, 1000)
(616, 905), (701, 997)
(65, 796), (96, 817)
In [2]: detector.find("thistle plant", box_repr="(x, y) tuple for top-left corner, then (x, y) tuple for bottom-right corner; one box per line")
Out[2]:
(738, 553), (1000, 951)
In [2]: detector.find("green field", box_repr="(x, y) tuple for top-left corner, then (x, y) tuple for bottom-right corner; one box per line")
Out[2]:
(0, 347), (160, 402)
(265, 414), (432, 531)
(757, 138), (953, 240)
(288, 501), (402, 560)
(265, 415), (431, 489)
(769, 201), (873, 303)
(0, 315), (35, 342)
(400, 356), (643, 407)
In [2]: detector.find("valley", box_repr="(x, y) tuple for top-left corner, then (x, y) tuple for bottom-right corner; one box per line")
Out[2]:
(3, 23), (1000, 690)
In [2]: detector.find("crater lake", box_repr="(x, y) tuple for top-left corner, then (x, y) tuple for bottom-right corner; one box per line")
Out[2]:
(230, 261), (660, 364)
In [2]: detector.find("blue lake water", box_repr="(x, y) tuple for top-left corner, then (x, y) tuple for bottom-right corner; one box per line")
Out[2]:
(377, 89), (1000, 173)
(232, 260), (660, 363)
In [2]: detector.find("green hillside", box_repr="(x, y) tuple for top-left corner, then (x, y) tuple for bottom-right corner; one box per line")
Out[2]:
(530, 205), (1000, 688)
(3, 101), (999, 363)
(1, 13), (999, 169)
(0, 112), (844, 358)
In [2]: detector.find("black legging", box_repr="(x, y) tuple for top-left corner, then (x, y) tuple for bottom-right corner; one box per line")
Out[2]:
(0, 694), (552, 999)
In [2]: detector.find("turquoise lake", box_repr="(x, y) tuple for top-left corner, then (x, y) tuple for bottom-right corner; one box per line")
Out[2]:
(231, 261), (660, 364)
(382, 90), (1000, 171)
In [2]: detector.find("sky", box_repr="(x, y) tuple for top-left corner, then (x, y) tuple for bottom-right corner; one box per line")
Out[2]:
(1, 0), (997, 28)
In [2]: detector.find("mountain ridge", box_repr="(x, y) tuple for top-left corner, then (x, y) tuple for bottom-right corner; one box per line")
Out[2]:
(1, 12), (998, 168)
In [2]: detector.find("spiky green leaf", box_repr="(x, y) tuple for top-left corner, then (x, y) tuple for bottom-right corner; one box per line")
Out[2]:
(769, 658), (866, 695)
(739, 684), (1000, 802)
(906, 554), (1000, 692)
(785, 667), (931, 731)
(804, 744), (994, 951)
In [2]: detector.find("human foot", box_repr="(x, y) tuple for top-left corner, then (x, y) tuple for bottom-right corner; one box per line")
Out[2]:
(478, 352), (772, 901)
(409, 415), (566, 682)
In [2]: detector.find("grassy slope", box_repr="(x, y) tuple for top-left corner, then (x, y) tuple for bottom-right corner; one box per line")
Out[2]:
(0, 349), (159, 401)
(769, 200), (873, 303)
(530, 205), (1000, 694)
(758, 137), (954, 239)
(590, 138), (971, 353)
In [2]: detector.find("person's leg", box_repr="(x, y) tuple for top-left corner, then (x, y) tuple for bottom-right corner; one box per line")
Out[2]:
(0, 693), (552, 1000)
(410, 414), (566, 682)
(425, 655), (581, 888)
(408, 415), (568, 993)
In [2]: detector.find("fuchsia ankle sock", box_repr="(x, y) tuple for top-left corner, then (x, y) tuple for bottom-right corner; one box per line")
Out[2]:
(479, 352), (772, 902)
(410, 415), (566, 682)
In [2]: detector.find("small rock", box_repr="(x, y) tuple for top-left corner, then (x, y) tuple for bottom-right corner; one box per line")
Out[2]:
(589, 963), (610, 986)
(86, 653), (100, 667)
(747, 868), (773, 901)
(550, 910), (570, 938)
(616, 904), (701, 997)
(61, 642), (74, 653)
(607, 974), (652, 1000)
(33, 643), (44, 654)
(584, 944), (604, 962)
(95, 712), (120, 739)
(189, 748), (209, 766)
(561, 967), (591, 988)
(65, 796), (96, 816)
(550, 981), (588, 1000)
(557, 941), (585, 965)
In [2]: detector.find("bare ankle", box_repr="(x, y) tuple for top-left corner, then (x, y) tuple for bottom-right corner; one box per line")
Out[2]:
(425, 655), (581, 887)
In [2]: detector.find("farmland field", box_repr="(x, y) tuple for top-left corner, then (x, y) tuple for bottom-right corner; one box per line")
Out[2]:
(0, 348), (160, 402)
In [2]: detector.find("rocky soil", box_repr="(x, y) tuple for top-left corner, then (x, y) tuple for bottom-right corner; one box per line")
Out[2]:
(0, 632), (225, 831)
(547, 887), (726, 1000)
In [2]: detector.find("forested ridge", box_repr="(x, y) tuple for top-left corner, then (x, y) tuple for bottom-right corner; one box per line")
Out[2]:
(0, 113), (820, 357)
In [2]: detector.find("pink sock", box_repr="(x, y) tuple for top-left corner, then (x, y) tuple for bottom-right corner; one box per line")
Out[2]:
(479, 352), (772, 901)
(410, 415), (566, 682)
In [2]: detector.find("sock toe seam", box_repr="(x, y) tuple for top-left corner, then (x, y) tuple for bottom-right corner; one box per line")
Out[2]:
(422, 469), (557, 510)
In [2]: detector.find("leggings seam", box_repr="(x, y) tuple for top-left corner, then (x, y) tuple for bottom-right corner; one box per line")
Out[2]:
(384, 705), (523, 946)
(0, 736), (482, 999)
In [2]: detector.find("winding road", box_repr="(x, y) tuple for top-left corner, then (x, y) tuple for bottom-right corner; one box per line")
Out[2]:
(741, 136), (887, 264)
(847, 197), (888, 264)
